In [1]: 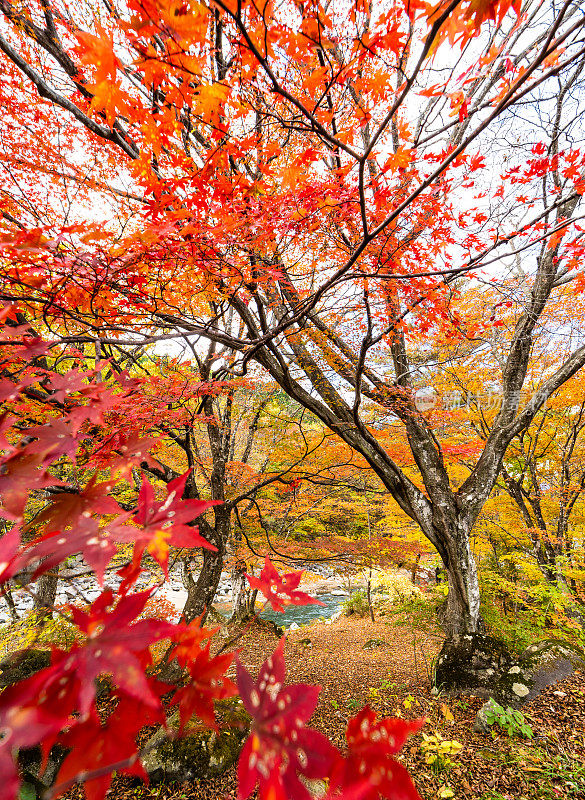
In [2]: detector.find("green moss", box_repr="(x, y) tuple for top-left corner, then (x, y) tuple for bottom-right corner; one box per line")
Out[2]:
(362, 638), (387, 649)
(143, 698), (250, 783)
(0, 648), (51, 688)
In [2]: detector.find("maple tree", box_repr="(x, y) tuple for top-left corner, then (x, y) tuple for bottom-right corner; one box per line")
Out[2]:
(1, 0), (585, 648)
(0, 310), (425, 800)
(114, 357), (340, 621)
(401, 285), (585, 638)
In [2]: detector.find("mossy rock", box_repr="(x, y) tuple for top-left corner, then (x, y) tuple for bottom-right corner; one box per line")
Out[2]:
(142, 697), (250, 783)
(362, 638), (387, 650)
(0, 648), (51, 688)
(18, 743), (69, 799)
(434, 634), (585, 707)
(517, 639), (585, 702)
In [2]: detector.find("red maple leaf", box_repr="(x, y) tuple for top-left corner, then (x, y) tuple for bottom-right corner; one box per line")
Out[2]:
(330, 706), (425, 800)
(246, 557), (325, 613)
(463, 0), (521, 29)
(0, 320), (50, 360)
(67, 387), (127, 431)
(0, 413), (15, 451)
(0, 659), (79, 800)
(24, 517), (118, 584)
(47, 369), (93, 403)
(66, 588), (174, 714)
(0, 379), (23, 403)
(30, 473), (121, 533)
(171, 642), (237, 730)
(90, 429), (162, 476)
(12, 335), (50, 359)
(24, 418), (85, 462)
(116, 557), (144, 594)
(0, 450), (64, 521)
(119, 471), (217, 574)
(169, 614), (219, 667)
(0, 527), (22, 583)
(55, 694), (163, 800)
(236, 638), (339, 800)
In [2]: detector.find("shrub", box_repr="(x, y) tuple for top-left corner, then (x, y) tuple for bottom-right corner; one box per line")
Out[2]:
(420, 732), (463, 774)
(372, 570), (422, 603)
(342, 590), (370, 617)
(483, 699), (534, 739)
(0, 608), (79, 659)
(140, 593), (179, 621)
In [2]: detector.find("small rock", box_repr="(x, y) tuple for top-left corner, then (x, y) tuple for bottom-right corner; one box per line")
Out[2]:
(289, 622), (299, 631)
(474, 697), (499, 734)
(362, 638), (387, 650)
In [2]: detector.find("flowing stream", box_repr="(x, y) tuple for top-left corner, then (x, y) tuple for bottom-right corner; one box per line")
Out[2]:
(259, 592), (348, 628)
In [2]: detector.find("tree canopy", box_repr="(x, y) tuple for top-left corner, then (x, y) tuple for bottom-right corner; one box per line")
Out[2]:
(2, 0), (585, 635)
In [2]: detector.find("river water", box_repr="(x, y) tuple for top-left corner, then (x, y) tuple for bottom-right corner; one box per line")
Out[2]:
(260, 592), (348, 628)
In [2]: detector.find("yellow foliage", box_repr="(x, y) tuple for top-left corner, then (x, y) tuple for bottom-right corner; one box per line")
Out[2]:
(0, 610), (79, 660)
(372, 570), (421, 602)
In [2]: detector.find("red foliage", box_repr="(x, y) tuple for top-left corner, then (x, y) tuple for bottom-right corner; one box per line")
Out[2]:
(171, 644), (238, 730)
(331, 708), (425, 800)
(66, 589), (174, 714)
(0, 313), (423, 800)
(236, 639), (339, 800)
(55, 696), (163, 800)
(246, 556), (326, 613)
(118, 470), (218, 576)
(141, 592), (179, 621)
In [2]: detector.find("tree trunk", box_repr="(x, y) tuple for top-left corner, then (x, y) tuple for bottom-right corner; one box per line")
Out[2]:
(230, 559), (252, 622)
(441, 533), (482, 636)
(33, 568), (58, 620)
(1, 584), (19, 622)
(366, 570), (375, 623)
(180, 508), (231, 623)
(181, 546), (224, 623)
(410, 552), (421, 585)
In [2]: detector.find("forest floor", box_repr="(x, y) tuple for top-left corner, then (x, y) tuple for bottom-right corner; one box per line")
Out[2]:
(62, 612), (585, 800)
